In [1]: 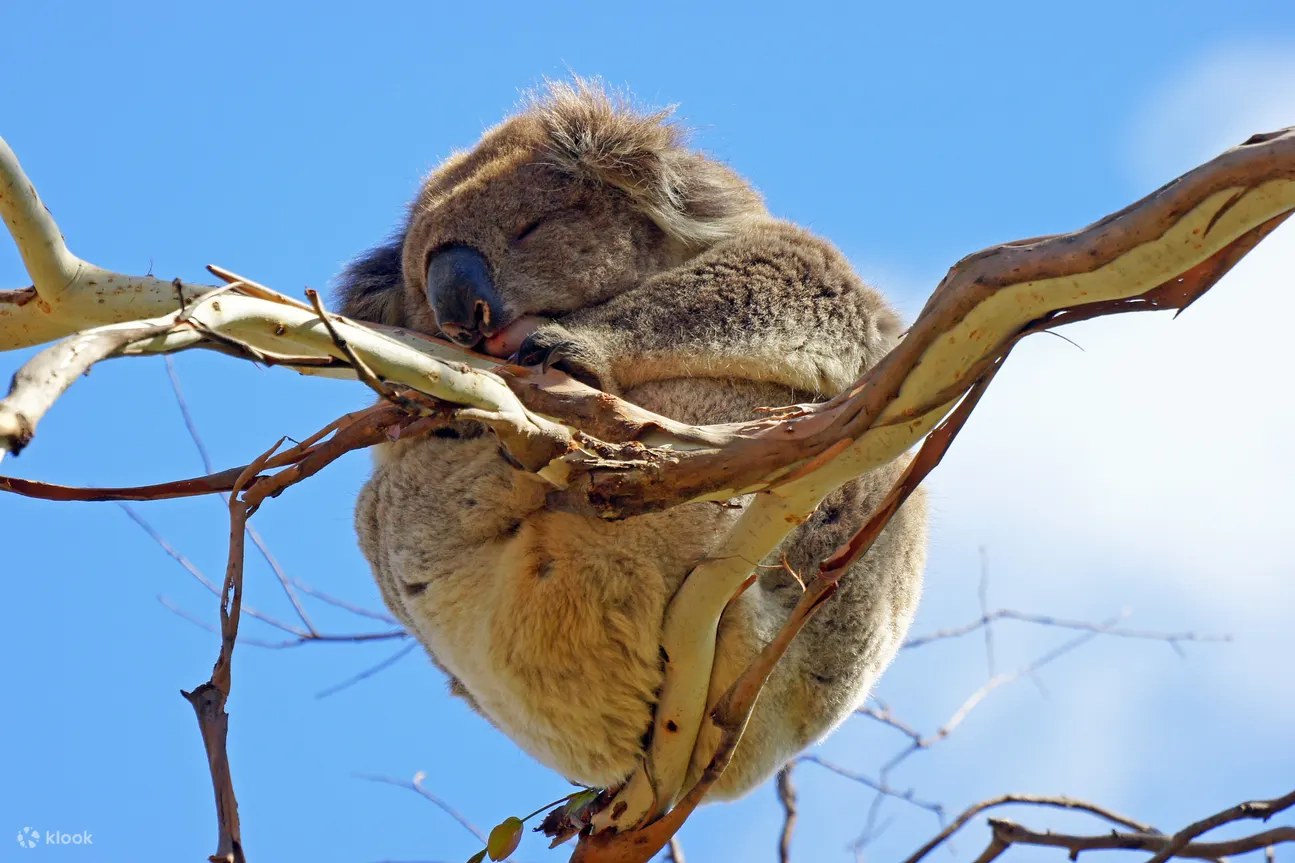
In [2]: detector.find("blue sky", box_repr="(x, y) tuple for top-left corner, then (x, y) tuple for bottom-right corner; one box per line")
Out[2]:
(2, 3), (1294, 862)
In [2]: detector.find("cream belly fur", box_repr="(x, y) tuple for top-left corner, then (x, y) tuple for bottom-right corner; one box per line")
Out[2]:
(357, 389), (745, 786)
(355, 378), (925, 797)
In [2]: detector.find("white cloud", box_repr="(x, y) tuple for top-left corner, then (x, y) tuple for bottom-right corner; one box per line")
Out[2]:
(1125, 44), (1295, 187)
(931, 221), (1295, 614)
(923, 44), (1295, 735)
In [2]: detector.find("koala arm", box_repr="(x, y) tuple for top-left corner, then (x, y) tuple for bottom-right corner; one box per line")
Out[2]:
(543, 219), (902, 397)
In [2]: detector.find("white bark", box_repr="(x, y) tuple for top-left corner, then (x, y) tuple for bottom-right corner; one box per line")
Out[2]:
(3, 128), (1294, 858)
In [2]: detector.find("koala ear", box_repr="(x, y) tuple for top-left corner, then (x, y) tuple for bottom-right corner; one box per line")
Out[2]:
(656, 151), (766, 244)
(334, 235), (407, 327)
(535, 78), (765, 248)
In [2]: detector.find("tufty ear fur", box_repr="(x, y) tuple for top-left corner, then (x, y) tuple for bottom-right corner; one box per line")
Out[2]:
(334, 233), (407, 327)
(533, 78), (766, 247)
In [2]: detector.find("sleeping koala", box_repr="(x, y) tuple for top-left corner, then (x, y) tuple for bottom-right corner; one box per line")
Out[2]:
(336, 80), (927, 799)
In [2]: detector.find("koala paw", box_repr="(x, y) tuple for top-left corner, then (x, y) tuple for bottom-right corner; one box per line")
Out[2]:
(513, 324), (614, 392)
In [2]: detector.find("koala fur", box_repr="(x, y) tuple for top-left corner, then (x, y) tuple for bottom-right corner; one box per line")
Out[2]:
(336, 80), (927, 799)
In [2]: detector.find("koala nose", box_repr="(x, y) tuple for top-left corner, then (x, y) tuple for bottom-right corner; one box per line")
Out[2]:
(425, 244), (505, 348)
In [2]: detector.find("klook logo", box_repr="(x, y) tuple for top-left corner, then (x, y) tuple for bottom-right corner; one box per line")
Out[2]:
(47, 830), (93, 846)
(13, 827), (94, 849)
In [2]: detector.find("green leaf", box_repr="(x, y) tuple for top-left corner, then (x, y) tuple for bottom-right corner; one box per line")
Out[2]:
(487, 816), (524, 861)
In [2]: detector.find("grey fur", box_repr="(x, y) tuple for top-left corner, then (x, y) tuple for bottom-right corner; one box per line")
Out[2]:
(335, 80), (927, 799)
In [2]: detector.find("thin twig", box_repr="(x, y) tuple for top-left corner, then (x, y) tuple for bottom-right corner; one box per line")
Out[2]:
(124, 504), (307, 635)
(899, 793), (1161, 863)
(882, 618), (1124, 776)
(179, 442), (282, 863)
(163, 355), (318, 634)
(288, 578), (399, 624)
(359, 773), (488, 844)
(125, 504), (403, 645)
(305, 287), (414, 410)
(1143, 788), (1295, 863)
(797, 755), (944, 817)
(986, 817), (1294, 860)
(315, 642), (419, 698)
(903, 608), (1229, 650)
(977, 547), (995, 676)
(775, 764), (797, 863)
(854, 699), (922, 744)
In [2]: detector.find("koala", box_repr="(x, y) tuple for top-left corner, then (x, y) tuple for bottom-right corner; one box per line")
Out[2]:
(336, 80), (927, 800)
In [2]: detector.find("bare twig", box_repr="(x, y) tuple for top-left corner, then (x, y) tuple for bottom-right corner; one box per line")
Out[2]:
(315, 642), (419, 698)
(305, 287), (414, 410)
(977, 547), (995, 676)
(885, 619), (1121, 774)
(163, 355), (318, 634)
(1, 468), (252, 502)
(1, 403), (437, 505)
(359, 772), (488, 844)
(984, 818), (1294, 861)
(797, 755), (944, 818)
(1142, 788), (1295, 863)
(288, 579), (399, 624)
(775, 764), (797, 863)
(855, 698), (922, 744)
(123, 504), (404, 646)
(179, 444), (279, 863)
(903, 609), (1229, 650)
(899, 793), (1162, 863)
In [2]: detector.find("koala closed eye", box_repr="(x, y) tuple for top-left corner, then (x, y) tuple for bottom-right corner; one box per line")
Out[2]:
(512, 218), (544, 245)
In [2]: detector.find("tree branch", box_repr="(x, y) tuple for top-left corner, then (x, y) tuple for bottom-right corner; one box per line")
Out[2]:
(3, 125), (1294, 863)
(899, 794), (1162, 863)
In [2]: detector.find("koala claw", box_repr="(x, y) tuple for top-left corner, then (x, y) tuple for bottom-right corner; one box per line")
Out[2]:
(514, 326), (610, 392)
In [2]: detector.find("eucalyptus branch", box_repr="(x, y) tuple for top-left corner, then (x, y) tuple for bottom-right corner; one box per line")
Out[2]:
(3, 123), (1295, 863)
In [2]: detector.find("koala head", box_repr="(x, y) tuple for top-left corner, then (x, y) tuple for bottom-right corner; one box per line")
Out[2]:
(337, 79), (768, 347)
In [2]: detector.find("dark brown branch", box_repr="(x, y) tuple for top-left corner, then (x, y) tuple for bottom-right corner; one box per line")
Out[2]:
(775, 764), (797, 863)
(0, 403), (430, 503)
(0, 469), (249, 502)
(984, 818), (1294, 861)
(1143, 788), (1295, 863)
(180, 446), (275, 863)
(899, 794), (1161, 863)
(176, 414), (413, 863)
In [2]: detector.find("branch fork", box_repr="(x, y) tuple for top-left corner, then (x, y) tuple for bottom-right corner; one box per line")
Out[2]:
(3, 125), (1295, 863)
